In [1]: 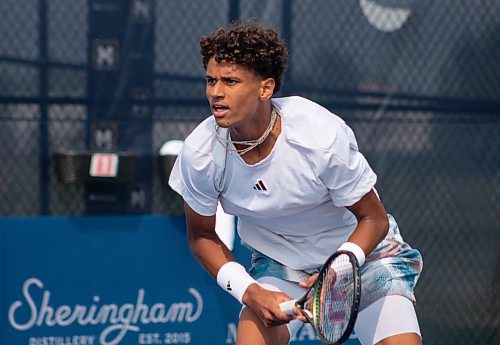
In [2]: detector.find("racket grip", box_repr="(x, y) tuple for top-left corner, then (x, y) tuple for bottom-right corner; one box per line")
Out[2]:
(279, 299), (297, 315)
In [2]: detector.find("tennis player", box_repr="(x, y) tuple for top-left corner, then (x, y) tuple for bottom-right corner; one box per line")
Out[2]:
(169, 21), (423, 345)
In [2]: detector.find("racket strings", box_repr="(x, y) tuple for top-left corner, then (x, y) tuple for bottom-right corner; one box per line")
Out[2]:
(317, 254), (356, 342)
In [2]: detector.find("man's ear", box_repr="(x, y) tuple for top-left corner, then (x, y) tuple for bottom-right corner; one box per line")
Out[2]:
(260, 78), (275, 100)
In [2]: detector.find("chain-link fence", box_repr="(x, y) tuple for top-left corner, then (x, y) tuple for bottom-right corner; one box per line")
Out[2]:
(1, 0), (499, 344)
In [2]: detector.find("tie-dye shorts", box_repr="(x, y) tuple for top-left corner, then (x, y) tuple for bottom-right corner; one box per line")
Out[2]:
(247, 214), (423, 310)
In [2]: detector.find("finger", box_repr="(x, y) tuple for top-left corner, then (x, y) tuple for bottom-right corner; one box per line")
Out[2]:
(264, 317), (290, 328)
(283, 311), (296, 320)
(292, 306), (310, 323)
(298, 316), (308, 323)
(299, 273), (318, 288)
(277, 305), (296, 321)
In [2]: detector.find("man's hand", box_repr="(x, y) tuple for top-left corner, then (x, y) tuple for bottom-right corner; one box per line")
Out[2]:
(291, 273), (319, 323)
(241, 283), (296, 328)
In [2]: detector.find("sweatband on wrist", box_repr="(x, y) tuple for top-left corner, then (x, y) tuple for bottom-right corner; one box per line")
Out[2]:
(216, 261), (258, 304)
(338, 242), (366, 266)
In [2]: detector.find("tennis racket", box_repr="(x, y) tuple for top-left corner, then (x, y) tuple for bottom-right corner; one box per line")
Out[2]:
(279, 250), (361, 345)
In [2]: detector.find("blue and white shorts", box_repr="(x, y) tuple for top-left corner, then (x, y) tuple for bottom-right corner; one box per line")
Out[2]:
(248, 214), (423, 310)
(246, 214), (423, 343)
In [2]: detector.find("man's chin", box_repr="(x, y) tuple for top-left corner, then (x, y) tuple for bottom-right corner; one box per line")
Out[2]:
(214, 118), (230, 128)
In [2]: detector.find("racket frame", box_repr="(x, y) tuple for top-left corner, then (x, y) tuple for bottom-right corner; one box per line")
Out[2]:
(279, 250), (362, 345)
(312, 250), (362, 345)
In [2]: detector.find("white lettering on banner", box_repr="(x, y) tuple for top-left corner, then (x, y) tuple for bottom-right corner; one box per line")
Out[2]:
(138, 332), (191, 344)
(225, 322), (320, 343)
(8, 278), (203, 345)
(29, 335), (95, 345)
(292, 324), (320, 341)
(225, 323), (237, 344)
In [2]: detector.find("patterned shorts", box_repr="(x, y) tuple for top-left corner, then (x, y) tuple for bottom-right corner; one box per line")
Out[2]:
(247, 214), (423, 310)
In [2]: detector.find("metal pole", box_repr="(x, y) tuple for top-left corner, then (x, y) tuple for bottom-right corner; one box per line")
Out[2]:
(282, 0), (293, 92)
(228, 0), (239, 23)
(39, 0), (49, 215)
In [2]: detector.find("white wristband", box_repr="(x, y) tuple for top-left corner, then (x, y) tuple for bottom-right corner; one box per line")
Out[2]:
(216, 261), (258, 304)
(338, 242), (366, 266)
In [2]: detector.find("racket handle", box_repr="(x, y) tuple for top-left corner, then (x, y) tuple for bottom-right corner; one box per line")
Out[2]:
(279, 299), (297, 315)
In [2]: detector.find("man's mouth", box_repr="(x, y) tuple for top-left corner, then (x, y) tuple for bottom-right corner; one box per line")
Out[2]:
(212, 104), (229, 116)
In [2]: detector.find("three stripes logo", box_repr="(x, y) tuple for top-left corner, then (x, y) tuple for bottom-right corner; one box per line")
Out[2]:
(226, 281), (232, 291)
(253, 180), (267, 191)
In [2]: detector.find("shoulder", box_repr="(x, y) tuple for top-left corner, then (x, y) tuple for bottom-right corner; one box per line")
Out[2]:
(179, 116), (228, 175)
(168, 116), (223, 216)
(272, 96), (347, 151)
(183, 115), (217, 156)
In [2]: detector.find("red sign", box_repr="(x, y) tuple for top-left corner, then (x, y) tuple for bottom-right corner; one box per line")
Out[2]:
(89, 153), (119, 177)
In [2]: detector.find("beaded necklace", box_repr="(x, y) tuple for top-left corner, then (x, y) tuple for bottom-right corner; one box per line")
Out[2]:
(215, 107), (278, 156)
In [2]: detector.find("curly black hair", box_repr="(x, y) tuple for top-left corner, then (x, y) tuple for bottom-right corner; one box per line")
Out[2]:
(200, 20), (288, 94)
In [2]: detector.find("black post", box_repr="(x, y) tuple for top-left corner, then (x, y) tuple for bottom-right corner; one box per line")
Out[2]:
(39, 0), (49, 215)
(282, 0), (293, 92)
(86, 0), (154, 214)
(228, 0), (239, 23)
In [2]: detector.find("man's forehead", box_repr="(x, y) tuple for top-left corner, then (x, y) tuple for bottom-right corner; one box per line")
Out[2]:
(208, 57), (239, 69)
(206, 58), (252, 75)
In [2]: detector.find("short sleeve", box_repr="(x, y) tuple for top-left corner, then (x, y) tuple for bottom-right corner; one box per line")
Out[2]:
(320, 122), (377, 207)
(168, 144), (220, 216)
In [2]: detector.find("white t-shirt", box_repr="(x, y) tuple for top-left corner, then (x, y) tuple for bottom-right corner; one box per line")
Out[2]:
(169, 96), (377, 269)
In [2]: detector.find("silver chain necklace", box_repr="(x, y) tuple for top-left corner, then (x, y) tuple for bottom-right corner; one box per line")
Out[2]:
(215, 107), (278, 156)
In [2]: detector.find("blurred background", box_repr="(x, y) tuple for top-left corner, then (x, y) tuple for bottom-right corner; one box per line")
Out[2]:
(0, 0), (499, 344)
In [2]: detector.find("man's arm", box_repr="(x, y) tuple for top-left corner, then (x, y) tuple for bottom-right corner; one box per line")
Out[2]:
(183, 201), (293, 327)
(345, 189), (389, 258)
(183, 201), (234, 276)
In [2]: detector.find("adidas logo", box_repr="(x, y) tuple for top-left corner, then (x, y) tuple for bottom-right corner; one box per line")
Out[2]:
(253, 180), (267, 191)
(226, 281), (232, 291)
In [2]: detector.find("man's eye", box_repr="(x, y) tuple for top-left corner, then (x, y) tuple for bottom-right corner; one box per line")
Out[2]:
(206, 78), (216, 85)
(225, 79), (237, 85)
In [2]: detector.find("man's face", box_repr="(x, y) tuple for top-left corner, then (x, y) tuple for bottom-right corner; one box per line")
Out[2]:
(205, 57), (265, 128)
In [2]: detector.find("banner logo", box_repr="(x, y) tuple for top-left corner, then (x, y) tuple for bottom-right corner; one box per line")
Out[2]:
(8, 278), (203, 345)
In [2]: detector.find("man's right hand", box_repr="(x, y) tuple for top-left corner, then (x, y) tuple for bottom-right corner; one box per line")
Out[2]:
(241, 283), (295, 328)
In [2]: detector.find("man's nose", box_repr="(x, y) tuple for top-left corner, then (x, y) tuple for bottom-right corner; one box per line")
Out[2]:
(208, 81), (224, 98)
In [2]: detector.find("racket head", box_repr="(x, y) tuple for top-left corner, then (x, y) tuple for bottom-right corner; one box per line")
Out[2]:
(309, 250), (361, 345)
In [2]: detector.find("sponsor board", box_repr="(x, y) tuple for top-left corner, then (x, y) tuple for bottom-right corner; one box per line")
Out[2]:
(0, 216), (360, 344)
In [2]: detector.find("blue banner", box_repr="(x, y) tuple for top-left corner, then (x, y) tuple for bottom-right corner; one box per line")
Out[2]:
(0, 216), (360, 345)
